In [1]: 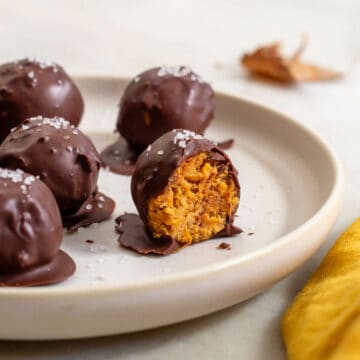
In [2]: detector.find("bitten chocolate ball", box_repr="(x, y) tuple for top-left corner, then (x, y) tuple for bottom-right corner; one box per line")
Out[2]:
(116, 129), (241, 255)
(0, 168), (75, 286)
(117, 66), (215, 150)
(0, 116), (115, 230)
(0, 58), (84, 143)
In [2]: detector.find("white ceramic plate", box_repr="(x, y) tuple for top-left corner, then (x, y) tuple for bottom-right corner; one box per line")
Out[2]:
(0, 76), (344, 340)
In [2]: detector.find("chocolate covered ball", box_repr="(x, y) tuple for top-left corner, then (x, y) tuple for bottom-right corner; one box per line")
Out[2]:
(0, 116), (100, 215)
(117, 66), (215, 150)
(0, 58), (84, 143)
(0, 168), (75, 286)
(116, 129), (241, 255)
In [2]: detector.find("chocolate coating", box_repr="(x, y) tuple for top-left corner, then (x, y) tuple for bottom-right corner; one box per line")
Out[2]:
(117, 66), (215, 150)
(0, 168), (75, 285)
(0, 58), (84, 143)
(0, 116), (100, 215)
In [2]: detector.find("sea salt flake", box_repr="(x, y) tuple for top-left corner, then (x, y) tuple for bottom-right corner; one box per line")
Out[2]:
(172, 129), (204, 148)
(26, 57), (57, 71)
(158, 65), (192, 78)
(85, 204), (93, 211)
(0, 168), (24, 183)
(24, 176), (35, 185)
(28, 116), (70, 130)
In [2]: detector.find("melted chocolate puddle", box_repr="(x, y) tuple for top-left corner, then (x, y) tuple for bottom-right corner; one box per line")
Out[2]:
(115, 213), (242, 255)
(63, 192), (115, 232)
(115, 214), (179, 255)
(101, 137), (235, 176)
(100, 137), (141, 176)
(0, 250), (75, 287)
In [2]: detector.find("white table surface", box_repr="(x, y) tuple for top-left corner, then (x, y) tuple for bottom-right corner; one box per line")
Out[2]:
(0, 0), (359, 358)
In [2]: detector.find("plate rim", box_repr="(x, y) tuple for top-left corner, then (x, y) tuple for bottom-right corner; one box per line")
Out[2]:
(0, 75), (344, 297)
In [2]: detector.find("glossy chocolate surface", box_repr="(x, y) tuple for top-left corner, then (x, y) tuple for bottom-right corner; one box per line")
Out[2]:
(0, 116), (100, 215)
(117, 66), (215, 150)
(0, 168), (75, 286)
(0, 58), (84, 143)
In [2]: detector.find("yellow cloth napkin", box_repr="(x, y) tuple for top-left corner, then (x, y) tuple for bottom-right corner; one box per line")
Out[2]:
(282, 219), (360, 360)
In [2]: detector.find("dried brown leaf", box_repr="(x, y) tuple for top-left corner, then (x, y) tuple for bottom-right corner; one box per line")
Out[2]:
(241, 39), (341, 83)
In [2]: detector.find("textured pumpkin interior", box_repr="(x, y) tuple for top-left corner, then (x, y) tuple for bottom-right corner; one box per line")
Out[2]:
(147, 152), (239, 245)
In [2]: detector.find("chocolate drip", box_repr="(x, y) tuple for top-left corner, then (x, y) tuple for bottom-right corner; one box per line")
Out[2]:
(116, 214), (179, 255)
(64, 192), (115, 231)
(100, 137), (141, 176)
(0, 250), (76, 287)
(115, 213), (241, 256)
